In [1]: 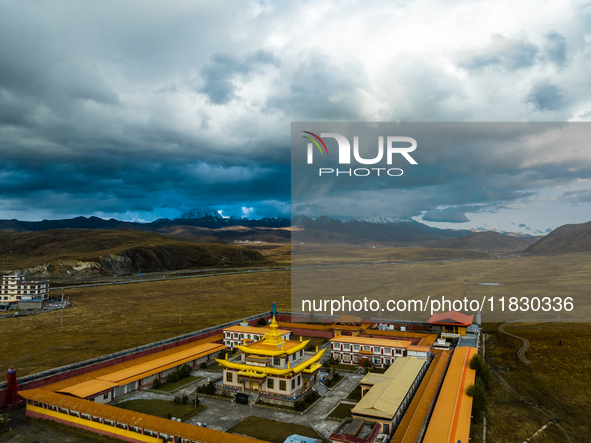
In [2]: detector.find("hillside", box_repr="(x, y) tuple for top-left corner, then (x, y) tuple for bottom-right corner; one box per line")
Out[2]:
(525, 220), (591, 255)
(0, 229), (265, 277)
(428, 231), (531, 251)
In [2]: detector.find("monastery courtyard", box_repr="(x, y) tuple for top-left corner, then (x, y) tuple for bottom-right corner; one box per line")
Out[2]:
(112, 365), (362, 439)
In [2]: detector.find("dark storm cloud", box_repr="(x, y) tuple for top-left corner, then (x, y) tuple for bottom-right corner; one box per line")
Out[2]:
(526, 81), (564, 111)
(291, 123), (591, 222)
(198, 50), (280, 105)
(455, 34), (539, 71)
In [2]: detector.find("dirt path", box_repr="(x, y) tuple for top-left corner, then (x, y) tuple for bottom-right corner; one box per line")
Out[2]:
(498, 323), (531, 365)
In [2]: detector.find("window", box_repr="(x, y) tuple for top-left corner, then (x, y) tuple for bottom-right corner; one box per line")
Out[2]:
(274, 357), (280, 366)
(267, 378), (274, 389)
(226, 372), (233, 383)
(385, 359), (391, 366)
(374, 357), (381, 365)
(333, 343), (341, 350)
(297, 375), (301, 385)
(343, 344), (350, 351)
(362, 346), (370, 351)
(103, 393), (109, 400)
(280, 380), (286, 391)
(353, 355), (359, 363)
(291, 379), (296, 390)
(384, 348), (392, 355)
(343, 354), (351, 362)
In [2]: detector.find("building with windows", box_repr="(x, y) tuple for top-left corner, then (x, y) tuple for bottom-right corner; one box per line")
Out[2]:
(427, 311), (474, 336)
(35, 339), (224, 405)
(21, 388), (268, 443)
(329, 336), (415, 368)
(351, 357), (428, 435)
(217, 316), (324, 398)
(0, 274), (49, 309)
(222, 324), (291, 349)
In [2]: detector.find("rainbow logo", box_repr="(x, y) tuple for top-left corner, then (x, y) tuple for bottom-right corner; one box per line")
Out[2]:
(302, 131), (328, 155)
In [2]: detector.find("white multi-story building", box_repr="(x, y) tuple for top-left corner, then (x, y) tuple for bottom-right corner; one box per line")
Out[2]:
(222, 325), (291, 349)
(1, 274), (50, 306)
(329, 336), (415, 368)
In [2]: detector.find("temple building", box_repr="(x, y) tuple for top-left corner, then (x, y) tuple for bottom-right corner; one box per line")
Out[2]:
(223, 324), (291, 349)
(216, 315), (325, 398)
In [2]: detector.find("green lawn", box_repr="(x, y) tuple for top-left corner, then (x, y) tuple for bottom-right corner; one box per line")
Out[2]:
(345, 385), (361, 402)
(228, 417), (325, 443)
(322, 373), (343, 389)
(153, 375), (201, 392)
(116, 399), (207, 421)
(328, 402), (353, 420)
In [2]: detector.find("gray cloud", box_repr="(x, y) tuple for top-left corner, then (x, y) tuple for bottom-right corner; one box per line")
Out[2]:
(544, 30), (567, 67)
(526, 81), (564, 111)
(422, 206), (472, 223)
(198, 50), (280, 105)
(455, 34), (539, 71)
(0, 1), (590, 229)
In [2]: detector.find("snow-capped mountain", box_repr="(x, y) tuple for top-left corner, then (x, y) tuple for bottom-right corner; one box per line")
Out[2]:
(349, 215), (414, 224)
(180, 207), (224, 220)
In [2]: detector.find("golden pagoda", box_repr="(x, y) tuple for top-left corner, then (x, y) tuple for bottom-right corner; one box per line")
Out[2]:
(217, 314), (325, 397)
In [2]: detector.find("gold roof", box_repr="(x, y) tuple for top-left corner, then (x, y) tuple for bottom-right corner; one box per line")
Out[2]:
(422, 347), (477, 443)
(352, 357), (426, 420)
(21, 389), (270, 443)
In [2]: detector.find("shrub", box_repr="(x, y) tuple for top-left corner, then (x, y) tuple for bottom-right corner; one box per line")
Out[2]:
(194, 397), (200, 406)
(469, 354), (491, 388)
(466, 378), (488, 422)
(199, 362), (207, 370)
(257, 317), (267, 326)
(167, 370), (180, 383)
(181, 394), (189, 405)
(180, 364), (192, 378)
(196, 381), (216, 395)
(152, 378), (162, 389)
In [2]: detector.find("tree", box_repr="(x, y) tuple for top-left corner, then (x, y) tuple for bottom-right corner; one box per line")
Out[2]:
(466, 378), (488, 421)
(469, 353), (491, 388)
(152, 378), (162, 389)
(257, 317), (267, 326)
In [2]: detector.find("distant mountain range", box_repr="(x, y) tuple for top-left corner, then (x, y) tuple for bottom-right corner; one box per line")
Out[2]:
(428, 231), (535, 252)
(0, 211), (291, 233)
(0, 210), (549, 248)
(525, 220), (591, 255)
(291, 215), (473, 245)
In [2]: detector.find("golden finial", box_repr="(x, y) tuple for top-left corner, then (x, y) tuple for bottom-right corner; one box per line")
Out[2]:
(225, 353), (228, 360)
(316, 346), (319, 353)
(288, 362), (291, 369)
(300, 336), (302, 342)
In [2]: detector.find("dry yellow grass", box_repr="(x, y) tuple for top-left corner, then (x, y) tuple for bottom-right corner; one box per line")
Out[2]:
(0, 271), (290, 382)
(480, 322), (591, 442)
(292, 253), (591, 321)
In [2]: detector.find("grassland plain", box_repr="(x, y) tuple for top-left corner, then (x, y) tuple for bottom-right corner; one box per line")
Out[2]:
(0, 271), (291, 382)
(292, 251), (591, 321)
(474, 322), (591, 443)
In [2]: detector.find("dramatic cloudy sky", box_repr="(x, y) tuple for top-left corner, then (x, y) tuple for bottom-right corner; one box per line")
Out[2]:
(1, 0), (591, 234)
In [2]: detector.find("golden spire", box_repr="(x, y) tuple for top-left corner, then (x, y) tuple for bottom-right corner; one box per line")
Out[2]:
(262, 315), (286, 347)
